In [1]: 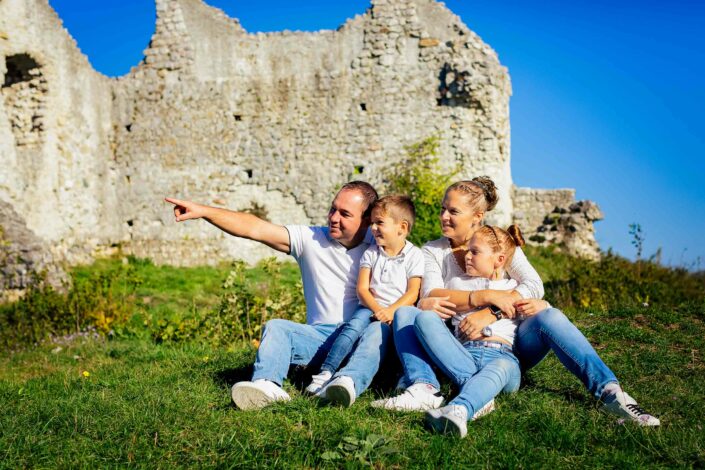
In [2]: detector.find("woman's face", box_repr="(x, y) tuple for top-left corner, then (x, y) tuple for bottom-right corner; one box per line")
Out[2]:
(440, 189), (482, 243)
(465, 234), (500, 278)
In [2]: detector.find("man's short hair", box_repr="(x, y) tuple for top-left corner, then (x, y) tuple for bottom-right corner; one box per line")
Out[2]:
(372, 195), (416, 232)
(339, 181), (379, 218)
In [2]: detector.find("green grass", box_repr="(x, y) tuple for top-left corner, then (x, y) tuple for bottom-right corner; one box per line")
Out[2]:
(1, 251), (704, 467)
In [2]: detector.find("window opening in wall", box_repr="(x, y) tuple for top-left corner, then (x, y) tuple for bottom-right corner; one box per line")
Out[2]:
(125, 124), (132, 132)
(359, 103), (367, 111)
(126, 219), (134, 227)
(354, 165), (365, 175)
(234, 114), (242, 121)
(2, 53), (47, 147)
(3, 54), (40, 87)
(245, 169), (253, 178)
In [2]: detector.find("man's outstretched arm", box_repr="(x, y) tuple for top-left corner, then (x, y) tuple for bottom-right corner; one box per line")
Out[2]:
(165, 197), (291, 254)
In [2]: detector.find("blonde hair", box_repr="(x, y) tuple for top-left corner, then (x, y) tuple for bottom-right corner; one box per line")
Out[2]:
(372, 195), (416, 232)
(474, 224), (525, 266)
(445, 176), (499, 212)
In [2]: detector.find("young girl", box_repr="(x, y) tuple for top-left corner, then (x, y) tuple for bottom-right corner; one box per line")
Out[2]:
(414, 224), (546, 437)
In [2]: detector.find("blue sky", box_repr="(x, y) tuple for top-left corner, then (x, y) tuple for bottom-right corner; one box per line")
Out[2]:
(47, 0), (705, 268)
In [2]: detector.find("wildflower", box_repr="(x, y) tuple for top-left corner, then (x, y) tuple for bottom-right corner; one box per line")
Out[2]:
(82, 370), (90, 378)
(251, 339), (261, 349)
(202, 356), (209, 362)
(616, 418), (625, 425)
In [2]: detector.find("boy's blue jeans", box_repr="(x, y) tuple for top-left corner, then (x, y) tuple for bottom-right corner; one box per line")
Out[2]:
(414, 311), (520, 416)
(321, 307), (374, 373)
(393, 306), (618, 399)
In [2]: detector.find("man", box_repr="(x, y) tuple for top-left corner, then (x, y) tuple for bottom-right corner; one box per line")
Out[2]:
(165, 181), (378, 409)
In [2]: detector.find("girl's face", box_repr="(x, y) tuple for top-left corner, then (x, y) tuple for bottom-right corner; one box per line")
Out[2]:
(465, 234), (503, 278)
(440, 189), (483, 243)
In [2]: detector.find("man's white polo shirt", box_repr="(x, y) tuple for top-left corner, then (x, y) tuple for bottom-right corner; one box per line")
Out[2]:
(359, 241), (424, 307)
(286, 225), (374, 325)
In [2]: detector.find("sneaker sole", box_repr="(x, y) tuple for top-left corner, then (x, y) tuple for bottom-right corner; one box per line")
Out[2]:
(325, 384), (355, 407)
(472, 400), (495, 420)
(424, 413), (463, 436)
(231, 384), (273, 410)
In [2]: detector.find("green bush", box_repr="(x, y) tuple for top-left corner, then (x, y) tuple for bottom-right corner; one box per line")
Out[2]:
(539, 248), (705, 311)
(150, 258), (306, 347)
(383, 136), (459, 247)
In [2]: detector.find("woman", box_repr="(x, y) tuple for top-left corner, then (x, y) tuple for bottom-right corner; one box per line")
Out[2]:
(372, 177), (660, 427)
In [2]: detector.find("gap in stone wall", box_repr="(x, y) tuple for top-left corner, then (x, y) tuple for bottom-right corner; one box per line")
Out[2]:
(2, 53), (47, 146)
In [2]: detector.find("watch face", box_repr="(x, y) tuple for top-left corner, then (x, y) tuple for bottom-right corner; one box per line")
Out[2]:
(481, 326), (493, 337)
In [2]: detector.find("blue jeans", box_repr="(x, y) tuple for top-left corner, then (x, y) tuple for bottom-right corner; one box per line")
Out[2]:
(514, 307), (618, 398)
(321, 307), (374, 373)
(334, 320), (392, 397)
(414, 311), (520, 416)
(393, 306), (618, 399)
(251, 319), (338, 386)
(392, 306), (441, 390)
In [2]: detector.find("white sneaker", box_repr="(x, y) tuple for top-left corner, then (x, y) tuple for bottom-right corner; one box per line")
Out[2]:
(425, 404), (469, 437)
(370, 383), (444, 411)
(231, 379), (291, 410)
(600, 390), (660, 426)
(323, 375), (356, 407)
(471, 399), (495, 420)
(305, 370), (333, 395)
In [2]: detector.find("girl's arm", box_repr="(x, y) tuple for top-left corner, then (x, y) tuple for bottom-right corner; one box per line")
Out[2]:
(507, 247), (544, 300)
(357, 267), (383, 313)
(373, 277), (422, 324)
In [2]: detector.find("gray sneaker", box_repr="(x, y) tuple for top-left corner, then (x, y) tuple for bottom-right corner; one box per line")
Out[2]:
(600, 391), (660, 426)
(424, 404), (469, 437)
(370, 383), (444, 411)
(231, 379), (290, 410)
(323, 375), (356, 407)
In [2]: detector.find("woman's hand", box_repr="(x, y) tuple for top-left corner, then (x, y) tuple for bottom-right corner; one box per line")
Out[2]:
(483, 290), (517, 319)
(417, 296), (457, 320)
(457, 308), (495, 341)
(513, 299), (549, 317)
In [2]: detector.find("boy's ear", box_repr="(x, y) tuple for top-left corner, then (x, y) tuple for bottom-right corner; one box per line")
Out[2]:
(399, 220), (409, 235)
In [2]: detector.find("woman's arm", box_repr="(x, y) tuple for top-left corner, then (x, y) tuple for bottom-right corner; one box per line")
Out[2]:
(507, 247), (544, 300)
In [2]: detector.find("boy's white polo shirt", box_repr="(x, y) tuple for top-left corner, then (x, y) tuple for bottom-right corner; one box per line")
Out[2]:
(286, 225), (374, 325)
(359, 241), (424, 307)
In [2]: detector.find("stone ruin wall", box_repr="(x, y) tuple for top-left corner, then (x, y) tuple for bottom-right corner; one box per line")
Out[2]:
(0, 0), (602, 293)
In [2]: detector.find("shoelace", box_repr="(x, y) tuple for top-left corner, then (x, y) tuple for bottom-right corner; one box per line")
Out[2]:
(626, 403), (649, 416)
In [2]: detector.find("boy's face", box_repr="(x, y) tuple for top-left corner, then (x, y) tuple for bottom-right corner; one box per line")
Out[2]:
(370, 207), (407, 248)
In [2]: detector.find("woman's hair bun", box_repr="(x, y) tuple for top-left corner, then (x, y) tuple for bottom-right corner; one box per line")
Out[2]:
(471, 176), (498, 211)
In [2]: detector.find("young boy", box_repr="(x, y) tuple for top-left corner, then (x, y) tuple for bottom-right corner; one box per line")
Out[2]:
(306, 195), (424, 405)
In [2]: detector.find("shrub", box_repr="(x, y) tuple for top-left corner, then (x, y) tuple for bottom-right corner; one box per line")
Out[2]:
(383, 136), (459, 246)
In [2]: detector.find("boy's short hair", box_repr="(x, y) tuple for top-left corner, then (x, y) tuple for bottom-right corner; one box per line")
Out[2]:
(372, 195), (416, 232)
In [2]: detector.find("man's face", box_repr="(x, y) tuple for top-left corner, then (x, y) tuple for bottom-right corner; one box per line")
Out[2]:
(327, 189), (369, 247)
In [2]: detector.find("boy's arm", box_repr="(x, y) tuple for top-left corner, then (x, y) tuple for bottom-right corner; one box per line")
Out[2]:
(165, 197), (290, 253)
(357, 267), (383, 313)
(373, 277), (422, 323)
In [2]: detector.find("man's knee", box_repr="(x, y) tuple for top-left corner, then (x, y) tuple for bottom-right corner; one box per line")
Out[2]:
(262, 318), (295, 338)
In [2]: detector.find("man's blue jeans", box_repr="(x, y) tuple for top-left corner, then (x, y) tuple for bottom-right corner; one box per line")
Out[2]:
(393, 306), (618, 399)
(251, 319), (338, 386)
(414, 311), (520, 416)
(321, 307), (374, 374)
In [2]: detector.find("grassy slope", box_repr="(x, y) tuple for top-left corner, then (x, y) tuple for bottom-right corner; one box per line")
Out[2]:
(1, 254), (704, 468)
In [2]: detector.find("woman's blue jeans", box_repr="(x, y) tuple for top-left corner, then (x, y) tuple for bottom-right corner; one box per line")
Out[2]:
(393, 306), (618, 399)
(414, 311), (520, 416)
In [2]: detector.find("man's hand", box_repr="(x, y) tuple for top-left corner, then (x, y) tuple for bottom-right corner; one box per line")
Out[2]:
(373, 307), (395, 324)
(514, 298), (549, 317)
(457, 308), (495, 341)
(417, 296), (457, 320)
(165, 197), (208, 222)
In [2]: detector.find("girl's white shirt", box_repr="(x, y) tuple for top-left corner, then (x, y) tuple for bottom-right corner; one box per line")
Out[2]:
(420, 237), (544, 300)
